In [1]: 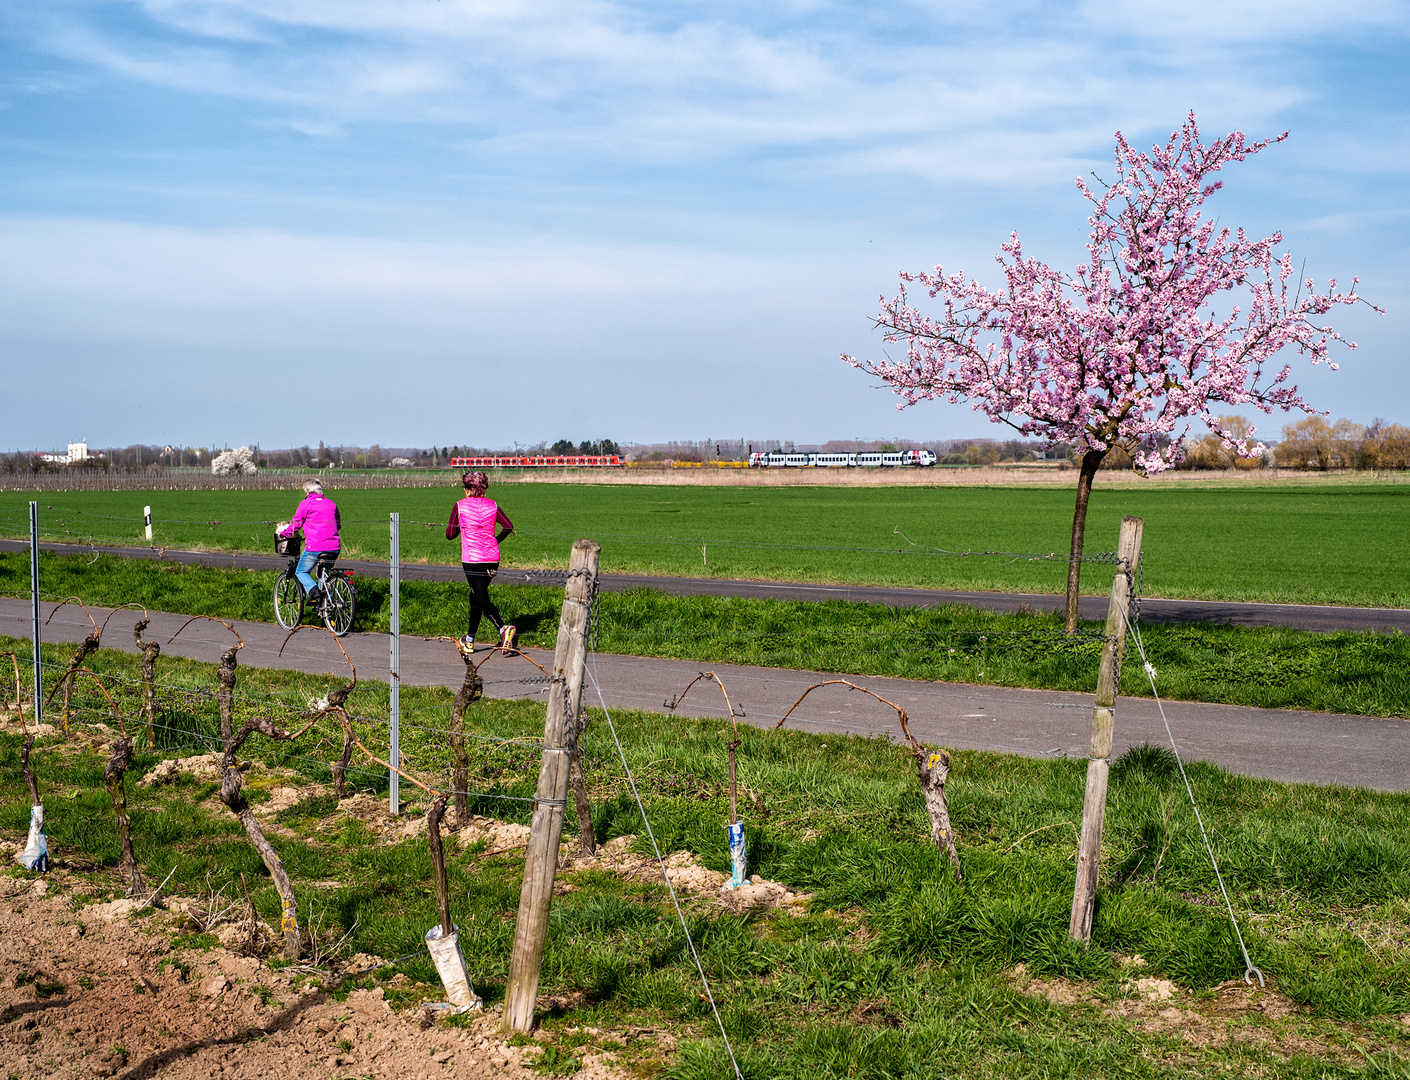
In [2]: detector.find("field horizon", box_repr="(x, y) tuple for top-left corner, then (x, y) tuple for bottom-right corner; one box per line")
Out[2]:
(7, 463), (1410, 492)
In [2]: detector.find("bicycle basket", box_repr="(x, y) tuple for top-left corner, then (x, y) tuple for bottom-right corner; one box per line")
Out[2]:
(274, 533), (302, 557)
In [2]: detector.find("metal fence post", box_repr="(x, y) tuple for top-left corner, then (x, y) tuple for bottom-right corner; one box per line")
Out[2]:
(29, 501), (42, 724)
(389, 512), (401, 816)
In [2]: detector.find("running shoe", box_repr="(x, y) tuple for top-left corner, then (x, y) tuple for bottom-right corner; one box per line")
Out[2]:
(499, 624), (517, 654)
(457, 634), (475, 656)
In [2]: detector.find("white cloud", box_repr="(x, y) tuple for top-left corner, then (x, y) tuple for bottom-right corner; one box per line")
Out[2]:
(12, 0), (1399, 187)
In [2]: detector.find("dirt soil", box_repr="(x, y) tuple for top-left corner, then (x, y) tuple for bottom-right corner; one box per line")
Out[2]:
(0, 784), (800, 1080)
(0, 874), (634, 1080)
(1009, 960), (1356, 1062)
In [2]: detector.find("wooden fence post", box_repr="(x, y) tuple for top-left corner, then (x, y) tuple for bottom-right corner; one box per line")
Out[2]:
(502, 539), (600, 1032)
(1069, 516), (1144, 942)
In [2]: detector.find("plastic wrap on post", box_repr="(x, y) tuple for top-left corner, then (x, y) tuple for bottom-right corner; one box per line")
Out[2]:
(724, 821), (747, 888)
(425, 924), (482, 1014)
(16, 805), (49, 872)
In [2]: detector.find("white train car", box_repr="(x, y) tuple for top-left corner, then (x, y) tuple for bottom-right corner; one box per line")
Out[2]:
(748, 450), (937, 468)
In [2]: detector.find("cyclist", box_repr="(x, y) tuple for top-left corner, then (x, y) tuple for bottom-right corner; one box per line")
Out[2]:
(446, 470), (514, 653)
(278, 480), (341, 604)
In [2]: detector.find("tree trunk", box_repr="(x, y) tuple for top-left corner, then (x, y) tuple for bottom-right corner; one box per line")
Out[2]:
(427, 794), (454, 937)
(60, 677), (73, 737)
(219, 766), (301, 958)
(104, 737), (146, 897)
(912, 746), (961, 882)
(449, 659), (482, 829)
(55, 635), (100, 737)
(333, 727), (354, 797)
(214, 644), (301, 958)
(21, 734), (40, 806)
(216, 646), (239, 744)
(133, 617), (161, 748)
(1065, 449), (1108, 632)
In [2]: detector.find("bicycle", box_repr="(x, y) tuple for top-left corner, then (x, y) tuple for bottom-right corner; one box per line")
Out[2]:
(273, 534), (356, 636)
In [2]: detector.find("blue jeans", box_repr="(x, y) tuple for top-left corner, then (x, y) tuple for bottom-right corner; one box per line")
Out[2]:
(296, 549), (335, 595)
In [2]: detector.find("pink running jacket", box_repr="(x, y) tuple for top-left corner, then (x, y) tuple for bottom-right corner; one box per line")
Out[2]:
(446, 497), (514, 563)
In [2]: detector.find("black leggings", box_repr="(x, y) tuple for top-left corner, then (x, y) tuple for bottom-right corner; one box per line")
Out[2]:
(462, 561), (504, 638)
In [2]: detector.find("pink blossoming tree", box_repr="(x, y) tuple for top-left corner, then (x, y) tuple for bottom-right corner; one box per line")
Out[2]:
(846, 113), (1375, 630)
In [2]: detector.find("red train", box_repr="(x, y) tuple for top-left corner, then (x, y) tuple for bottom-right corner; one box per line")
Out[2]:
(449, 455), (623, 468)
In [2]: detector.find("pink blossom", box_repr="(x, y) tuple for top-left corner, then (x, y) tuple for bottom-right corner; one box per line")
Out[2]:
(844, 113), (1379, 475)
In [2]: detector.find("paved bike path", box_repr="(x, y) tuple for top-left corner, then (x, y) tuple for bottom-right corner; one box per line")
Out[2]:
(4, 597), (1405, 793)
(4, 538), (1408, 634)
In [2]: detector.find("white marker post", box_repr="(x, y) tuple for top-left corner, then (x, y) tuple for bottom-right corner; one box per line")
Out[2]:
(144, 505), (152, 541)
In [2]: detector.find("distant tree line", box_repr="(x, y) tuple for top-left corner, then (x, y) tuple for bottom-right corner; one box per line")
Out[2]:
(4, 441), (416, 472)
(1071, 414), (1410, 472)
(18, 422), (1408, 475)
(1271, 417), (1410, 471)
(550, 439), (621, 456)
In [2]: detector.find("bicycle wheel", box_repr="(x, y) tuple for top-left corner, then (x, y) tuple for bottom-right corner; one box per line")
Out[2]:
(322, 573), (355, 637)
(274, 571), (305, 629)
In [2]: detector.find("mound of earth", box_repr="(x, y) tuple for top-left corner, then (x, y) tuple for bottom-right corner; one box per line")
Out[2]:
(138, 754), (227, 786)
(379, 806), (533, 853)
(564, 836), (811, 914)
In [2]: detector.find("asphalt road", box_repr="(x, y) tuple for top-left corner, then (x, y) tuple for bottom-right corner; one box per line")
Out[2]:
(4, 537), (1408, 633)
(5, 597), (1405, 792)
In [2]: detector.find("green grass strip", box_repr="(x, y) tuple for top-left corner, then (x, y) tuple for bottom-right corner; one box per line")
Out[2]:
(5, 550), (1410, 717)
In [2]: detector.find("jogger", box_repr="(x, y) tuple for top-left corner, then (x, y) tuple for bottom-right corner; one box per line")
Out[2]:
(446, 470), (515, 652)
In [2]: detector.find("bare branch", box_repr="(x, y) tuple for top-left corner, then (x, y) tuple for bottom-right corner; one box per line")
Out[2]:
(55, 667), (126, 738)
(45, 597), (97, 633)
(774, 679), (912, 748)
(226, 713), (318, 759)
(278, 624), (357, 707)
(167, 613), (244, 648)
(666, 670), (742, 735)
(99, 603), (147, 638)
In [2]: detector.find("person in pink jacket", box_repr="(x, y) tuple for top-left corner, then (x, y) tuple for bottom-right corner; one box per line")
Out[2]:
(445, 470), (515, 652)
(278, 480), (341, 602)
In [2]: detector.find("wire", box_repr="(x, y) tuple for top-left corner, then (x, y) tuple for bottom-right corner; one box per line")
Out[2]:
(10, 508), (1110, 566)
(35, 698), (546, 808)
(1118, 602), (1264, 987)
(586, 650), (745, 1080)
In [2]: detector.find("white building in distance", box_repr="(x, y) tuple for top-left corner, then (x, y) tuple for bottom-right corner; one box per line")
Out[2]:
(41, 441), (89, 465)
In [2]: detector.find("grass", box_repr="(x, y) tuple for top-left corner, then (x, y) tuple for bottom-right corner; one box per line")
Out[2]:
(5, 638), (1410, 1077)
(4, 479), (1410, 606)
(7, 549), (1410, 717)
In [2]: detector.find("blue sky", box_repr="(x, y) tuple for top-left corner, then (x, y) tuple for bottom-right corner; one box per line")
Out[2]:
(2, 0), (1406, 452)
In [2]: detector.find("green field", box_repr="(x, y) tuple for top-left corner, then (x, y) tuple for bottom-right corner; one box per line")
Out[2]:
(7, 638), (1410, 1077)
(3, 480), (1409, 606)
(7, 550), (1410, 717)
